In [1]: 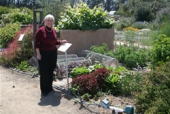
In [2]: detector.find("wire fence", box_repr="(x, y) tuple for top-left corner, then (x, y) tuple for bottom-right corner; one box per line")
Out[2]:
(83, 50), (119, 68)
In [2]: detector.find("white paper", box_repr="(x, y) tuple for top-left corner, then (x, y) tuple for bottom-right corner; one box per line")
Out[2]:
(58, 43), (72, 52)
(18, 34), (25, 41)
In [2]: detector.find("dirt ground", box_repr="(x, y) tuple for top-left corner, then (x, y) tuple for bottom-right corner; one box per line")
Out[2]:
(0, 65), (134, 114)
(0, 66), (115, 114)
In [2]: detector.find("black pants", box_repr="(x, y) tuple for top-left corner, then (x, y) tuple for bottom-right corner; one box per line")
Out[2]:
(38, 49), (57, 94)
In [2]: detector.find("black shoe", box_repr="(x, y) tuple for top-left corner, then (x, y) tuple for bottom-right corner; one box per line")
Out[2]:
(41, 93), (48, 97)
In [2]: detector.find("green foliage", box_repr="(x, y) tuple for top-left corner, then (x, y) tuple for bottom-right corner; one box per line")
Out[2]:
(113, 45), (129, 63)
(116, 0), (167, 22)
(124, 49), (148, 68)
(151, 34), (170, 66)
(105, 71), (119, 93)
(134, 4), (155, 22)
(147, 21), (160, 30)
(132, 22), (147, 29)
(90, 43), (150, 69)
(0, 6), (10, 20)
(70, 67), (90, 78)
(90, 43), (115, 58)
(57, 3), (114, 30)
(16, 60), (29, 71)
(114, 45), (150, 69)
(70, 84), (79, 95)
(71, 64), (141, 97)
(160, 17), (170, 37)
(124, 30), (136, 44)
(19, 27), (34, 60)
(0, 7), (33, 27)
(11, 8), (33, 24)
(81, 93), (91, 101)
(135, 61), (170, 114)
(105, 66), (127, 94)
(90, 43), (110, 54)
(0, 23), (20, 48)
(88, 63), (104, 72)
(119, 71), (141, 95)
(39, 0), (69, 26)
(114, 17), (135, 30)
(15, 60), (38, 76)
(105, 66), (141, 95)
(71, 67), (110, 95)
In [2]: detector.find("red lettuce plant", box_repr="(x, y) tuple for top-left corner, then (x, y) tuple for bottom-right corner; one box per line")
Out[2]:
(71, 67), (111, 95)
(92, 68), (111, 90)
(72, 74), (98, 95)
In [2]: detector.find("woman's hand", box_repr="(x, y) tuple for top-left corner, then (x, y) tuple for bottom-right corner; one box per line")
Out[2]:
(37, 53), (41, 60)
(60, 40), (67, 44)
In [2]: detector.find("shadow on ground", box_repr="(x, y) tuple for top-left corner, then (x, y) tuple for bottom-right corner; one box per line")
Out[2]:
(38, 91), (62, 106)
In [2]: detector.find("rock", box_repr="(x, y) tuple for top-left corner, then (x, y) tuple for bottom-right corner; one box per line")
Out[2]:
(28, 56), (39, 68)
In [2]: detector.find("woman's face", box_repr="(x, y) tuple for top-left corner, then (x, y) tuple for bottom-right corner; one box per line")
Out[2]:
(45, 18), (54, 28)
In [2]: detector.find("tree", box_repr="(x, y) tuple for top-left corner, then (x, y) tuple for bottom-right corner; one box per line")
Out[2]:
(37, 0), (70, 25)
(116, 0), (170, 22)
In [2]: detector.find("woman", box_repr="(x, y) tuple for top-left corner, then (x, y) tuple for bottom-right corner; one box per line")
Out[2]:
(34, 14), (67, 97)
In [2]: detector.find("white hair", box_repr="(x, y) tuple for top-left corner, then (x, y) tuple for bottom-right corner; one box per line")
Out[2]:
(44, 14), (55, 25)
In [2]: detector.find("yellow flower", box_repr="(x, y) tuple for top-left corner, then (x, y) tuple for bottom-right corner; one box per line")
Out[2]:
(123, 26), (139, 32)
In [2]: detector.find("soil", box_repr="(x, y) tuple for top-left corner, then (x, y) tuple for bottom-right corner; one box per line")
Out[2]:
(0, 66), (134, 114)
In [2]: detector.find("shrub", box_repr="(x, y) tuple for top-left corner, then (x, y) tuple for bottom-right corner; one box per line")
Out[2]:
(124, 30), (136, 44)
(134, 4), (154, 22)
(124, 49), (147, 68)
(114, 17), (135, 30)
(132, 21), (148, 29)
(147, 21), (160, 30)
(160, 17), (170, 37)
(11, 13), (33, 24)
(114, 45), (132, 63)
(135, 61), (170, 114)
(0, 6), (10, 20)
(10, 8), (33, 24)
(105, 66), (142, 95)
(0, 23), (20, 48)
(90, 43), (110, 54)
(0, 7), (33, 26)
(119, 71), (141, 95)
(151, 34), (170, 66)
(156, 7), (170, 24)
(114, 45), (149, 69)
(0, 25), (33, 67)
(57, 3), (114, 30)
(90, 44), (150, 69)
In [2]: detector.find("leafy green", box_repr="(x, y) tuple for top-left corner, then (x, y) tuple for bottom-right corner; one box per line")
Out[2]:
(151, 34), (170, 66)
(70, 67), (89, 78)
(57, 3), (114, 30)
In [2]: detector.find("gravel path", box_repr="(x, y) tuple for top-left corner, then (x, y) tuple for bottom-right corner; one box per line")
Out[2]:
(0, 66), (111, 114)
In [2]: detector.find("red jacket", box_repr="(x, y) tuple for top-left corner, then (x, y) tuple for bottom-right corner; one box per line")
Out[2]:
(34, 26), (61, 51)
